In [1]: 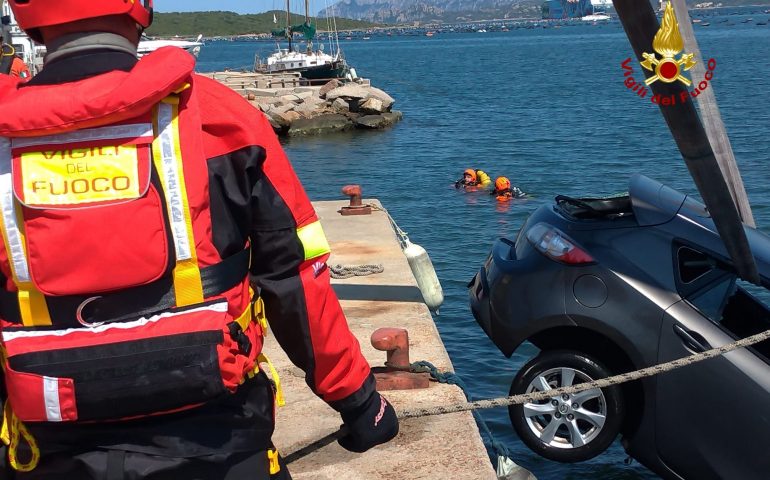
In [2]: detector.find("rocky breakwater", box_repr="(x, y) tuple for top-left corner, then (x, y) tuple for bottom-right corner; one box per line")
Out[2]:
(249, 79), (403, 137)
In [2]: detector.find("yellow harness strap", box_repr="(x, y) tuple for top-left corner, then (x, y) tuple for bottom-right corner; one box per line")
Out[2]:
(257, 353), (285, 407)
(234, 301), (251, 333)
(267, 448), (281, 474)
(0, 403), (39, 472)
(254, 296), (269, 336)
(152, 96), (204, 308)
(0, 139), (52, 327)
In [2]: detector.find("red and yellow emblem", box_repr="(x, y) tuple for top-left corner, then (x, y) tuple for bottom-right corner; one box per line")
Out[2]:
(641, 2), (696, 86)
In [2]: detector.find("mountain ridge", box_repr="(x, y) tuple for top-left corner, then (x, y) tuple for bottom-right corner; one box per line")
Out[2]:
(318, 0), (770, 24)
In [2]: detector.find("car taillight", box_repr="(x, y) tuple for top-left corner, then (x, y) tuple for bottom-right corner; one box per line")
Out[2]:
(525, 223), (594, 265)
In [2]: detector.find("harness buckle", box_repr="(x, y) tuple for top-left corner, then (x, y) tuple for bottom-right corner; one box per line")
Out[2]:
(75, 296), (105, 328)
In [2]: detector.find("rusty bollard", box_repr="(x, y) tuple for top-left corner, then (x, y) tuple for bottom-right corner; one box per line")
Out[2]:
(370, 328), (430, 391)
(338, 184), (372, 216)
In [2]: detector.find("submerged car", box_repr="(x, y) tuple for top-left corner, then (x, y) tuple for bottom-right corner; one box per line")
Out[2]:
(468, 174), (770, 480)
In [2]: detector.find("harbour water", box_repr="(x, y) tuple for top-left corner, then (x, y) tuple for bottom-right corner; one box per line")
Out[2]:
(198, 12), (770, 479)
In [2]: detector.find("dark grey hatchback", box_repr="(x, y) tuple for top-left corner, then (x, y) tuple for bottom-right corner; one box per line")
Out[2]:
(468, 174), (770, 480)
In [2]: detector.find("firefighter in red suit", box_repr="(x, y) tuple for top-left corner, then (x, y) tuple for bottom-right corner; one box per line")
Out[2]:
(0, 0), (398, 478)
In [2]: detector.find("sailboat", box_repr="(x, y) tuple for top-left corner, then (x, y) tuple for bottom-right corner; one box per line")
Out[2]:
(256, 0), (348, 80)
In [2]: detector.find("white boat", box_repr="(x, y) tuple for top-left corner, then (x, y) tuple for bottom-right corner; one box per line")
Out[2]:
(257, 0), (348, 80)
(261, 47), (347, 79)
(582, 13), (611, 21)
(138, 34), (203, 58)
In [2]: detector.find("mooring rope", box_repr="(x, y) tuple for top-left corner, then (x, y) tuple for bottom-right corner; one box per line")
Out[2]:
(367, 204), (409, 247)
(329, 264), (384, 279)
(283, 326), (770, 464)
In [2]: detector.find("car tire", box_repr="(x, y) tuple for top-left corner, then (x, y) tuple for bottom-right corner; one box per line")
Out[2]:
(508, 350), (624, 463)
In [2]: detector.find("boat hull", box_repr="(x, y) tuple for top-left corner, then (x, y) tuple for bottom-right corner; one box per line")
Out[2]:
(259, 59), (349, 80)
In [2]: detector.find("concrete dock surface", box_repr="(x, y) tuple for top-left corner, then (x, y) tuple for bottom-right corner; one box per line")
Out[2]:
(264, 199), (498, 480)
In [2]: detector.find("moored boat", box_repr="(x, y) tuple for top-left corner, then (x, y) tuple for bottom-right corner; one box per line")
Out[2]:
(256, 0), (349, 81)
(137, 34), (203, 58)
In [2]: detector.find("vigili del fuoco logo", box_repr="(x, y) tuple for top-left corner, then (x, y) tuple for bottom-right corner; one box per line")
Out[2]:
(621, 2), (716, 106)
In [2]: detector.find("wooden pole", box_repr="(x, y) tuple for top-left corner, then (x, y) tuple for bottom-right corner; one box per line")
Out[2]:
(611, 0), (760, 284)
(670, 0), (755, 227)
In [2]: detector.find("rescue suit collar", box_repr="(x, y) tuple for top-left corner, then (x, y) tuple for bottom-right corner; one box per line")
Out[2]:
(44, 31), (138, 65)
(0, 47), (195, 137)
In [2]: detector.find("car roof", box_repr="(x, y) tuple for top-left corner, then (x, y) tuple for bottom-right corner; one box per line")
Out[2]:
(631, 174), (770, 281)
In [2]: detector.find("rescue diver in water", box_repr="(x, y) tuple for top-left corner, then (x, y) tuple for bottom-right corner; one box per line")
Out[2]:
(455, 169), (492, 191)
(490, 177), (526, 201)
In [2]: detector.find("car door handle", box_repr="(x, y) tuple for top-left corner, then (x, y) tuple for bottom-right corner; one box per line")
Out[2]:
(673, 324), (711, 353)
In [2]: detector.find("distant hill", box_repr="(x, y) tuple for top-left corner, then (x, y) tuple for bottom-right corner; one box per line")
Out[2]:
(146, 10), (377, 37)
(319, 0), (542, 23)
(318, 0), (770, 24)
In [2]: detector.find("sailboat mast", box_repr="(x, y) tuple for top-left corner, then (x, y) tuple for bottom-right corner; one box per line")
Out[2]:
(305, 0), (312, 53)
(286, 0), (292, 52)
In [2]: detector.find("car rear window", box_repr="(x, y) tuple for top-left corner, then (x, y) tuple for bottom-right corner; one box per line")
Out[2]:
(555, 194), (633, 220)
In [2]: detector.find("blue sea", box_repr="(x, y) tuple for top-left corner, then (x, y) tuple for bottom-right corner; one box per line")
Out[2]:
(197, 10), (770, 479)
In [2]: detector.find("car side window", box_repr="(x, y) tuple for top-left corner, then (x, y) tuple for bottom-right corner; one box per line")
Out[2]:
(688, 274), (735, 322)
(678, 247), (717, 283)
(688, 272), (770, 362)
(675, 246), (727, 298)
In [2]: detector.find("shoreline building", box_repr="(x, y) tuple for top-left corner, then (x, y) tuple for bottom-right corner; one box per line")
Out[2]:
(542, 0), (615, 19)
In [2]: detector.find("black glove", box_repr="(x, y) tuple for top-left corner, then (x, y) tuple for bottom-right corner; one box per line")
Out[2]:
(338, 391), (399, 453)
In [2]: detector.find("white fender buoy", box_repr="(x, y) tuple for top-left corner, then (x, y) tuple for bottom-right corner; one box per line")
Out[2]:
(403, 240), (444, 312)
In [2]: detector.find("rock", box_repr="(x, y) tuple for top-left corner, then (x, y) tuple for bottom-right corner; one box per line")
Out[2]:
(279, 94), (302, 104)
(293, 87), (316, 94)
(278, 111), (302, 123)
(366, 87), (395, 110)
(382, 110), (403, 124)
(332, 98), (350, 112)
(318, 79), (342, 98)
(247, 93), (256, 101)
(267, 116), (283, 132)
(354, 115), (389, 129)
(251, 88), (280, 97)
(354, 111), (403, 129)
(300, 96), (326, 109)
(293, 90), (315, 101)
(358, 97), (385, 114)
(293, 101), (323, 117)
(325, 83), (370, 102)
(265, 102), (294, 115)
(288, 114), (354, 136)
(265, 112), (289, 135)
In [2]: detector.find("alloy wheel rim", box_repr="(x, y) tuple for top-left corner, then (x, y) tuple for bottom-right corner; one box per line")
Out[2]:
(522, 367), (607, 449)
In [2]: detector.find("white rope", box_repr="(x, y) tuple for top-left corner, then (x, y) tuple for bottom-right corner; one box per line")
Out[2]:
(329, 264), (384, 279)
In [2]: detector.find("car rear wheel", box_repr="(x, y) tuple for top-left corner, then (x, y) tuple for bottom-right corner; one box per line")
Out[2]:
(509, 350), (624, 463)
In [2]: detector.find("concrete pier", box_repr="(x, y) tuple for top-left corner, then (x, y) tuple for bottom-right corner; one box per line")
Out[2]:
(263, 199), (498, 480)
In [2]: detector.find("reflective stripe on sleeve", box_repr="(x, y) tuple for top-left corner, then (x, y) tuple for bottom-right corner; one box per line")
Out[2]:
(297, 221), (331, 261)
(11, 124), (154, 149)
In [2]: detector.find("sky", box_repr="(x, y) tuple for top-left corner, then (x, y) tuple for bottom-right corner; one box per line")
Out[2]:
(154, 1), (331, 16)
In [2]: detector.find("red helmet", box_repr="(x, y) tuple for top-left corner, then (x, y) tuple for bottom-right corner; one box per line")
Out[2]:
(10, 0), (153, 41)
